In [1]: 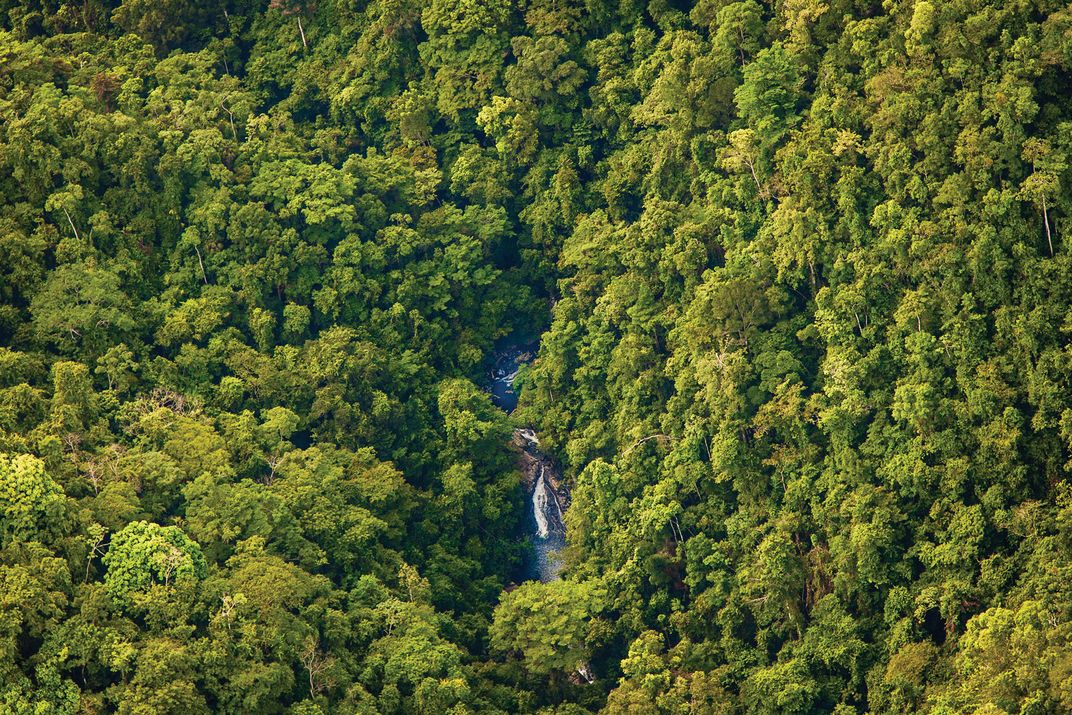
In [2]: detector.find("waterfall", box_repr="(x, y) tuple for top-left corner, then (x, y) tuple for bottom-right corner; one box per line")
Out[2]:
(532, 464), (565, 539)
(533, 465), (551, 538)
(529, 454), (566, 581)
(533, 462), (566, 539)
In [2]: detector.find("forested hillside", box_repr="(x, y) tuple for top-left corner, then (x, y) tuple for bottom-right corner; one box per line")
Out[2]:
(3, 0), (1072, 712)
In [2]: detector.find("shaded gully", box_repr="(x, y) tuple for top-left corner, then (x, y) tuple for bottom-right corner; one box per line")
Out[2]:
(489, 345), (567, 583)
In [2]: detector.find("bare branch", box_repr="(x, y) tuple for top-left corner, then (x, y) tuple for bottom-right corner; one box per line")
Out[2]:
(62, 207), (80, 241)
(1043, 193), (1054, 257)
(622, 434), (675, 456)
(193, 244), (209, 284)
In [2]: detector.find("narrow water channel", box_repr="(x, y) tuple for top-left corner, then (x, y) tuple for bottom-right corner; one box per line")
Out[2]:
(490, 345), (566, 583)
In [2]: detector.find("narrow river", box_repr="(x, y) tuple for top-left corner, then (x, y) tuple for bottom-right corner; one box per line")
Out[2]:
(490, 345), (566, 582)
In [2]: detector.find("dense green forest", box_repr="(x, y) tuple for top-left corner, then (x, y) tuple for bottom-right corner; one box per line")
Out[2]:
(3, 0), (1072, 712)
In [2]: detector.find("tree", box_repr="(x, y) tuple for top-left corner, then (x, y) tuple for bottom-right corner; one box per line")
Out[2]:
(491, 579), (607, 676)
(733, 43), (801, 179)
(111, 0), (217, 52)
(102, 521), (207, 603)
(29, 261), (135, 356)
(419, 0), (515, 119)
(0, 453), (66, 547)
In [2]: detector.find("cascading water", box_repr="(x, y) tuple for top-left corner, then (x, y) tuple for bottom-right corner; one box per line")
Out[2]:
(490, 345), (567, 582)
(532, 465), (553, 538)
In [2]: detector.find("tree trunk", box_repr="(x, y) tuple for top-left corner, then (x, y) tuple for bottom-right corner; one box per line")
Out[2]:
(1043, 194), (1054, 257)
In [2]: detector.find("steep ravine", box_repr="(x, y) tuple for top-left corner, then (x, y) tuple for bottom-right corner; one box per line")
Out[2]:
(490, 345), (568, 583)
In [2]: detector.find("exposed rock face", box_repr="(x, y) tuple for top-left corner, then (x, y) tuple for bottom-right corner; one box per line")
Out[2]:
(512, 428), (570, 524)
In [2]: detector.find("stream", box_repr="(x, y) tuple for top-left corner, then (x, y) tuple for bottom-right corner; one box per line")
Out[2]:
(490, 345), (567, 583)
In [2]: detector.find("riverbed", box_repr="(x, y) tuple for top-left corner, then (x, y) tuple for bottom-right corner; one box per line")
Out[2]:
(490, 345), (566, 583)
